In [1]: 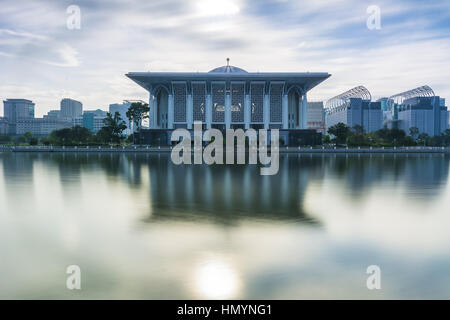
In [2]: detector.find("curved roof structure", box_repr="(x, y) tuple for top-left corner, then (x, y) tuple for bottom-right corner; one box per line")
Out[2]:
(126, 59), (331, 93)
(389, 85), (435, 105)
(209, 60), (248, 74)
(325, 86), (371, 112)
(208, 65), (248, 73)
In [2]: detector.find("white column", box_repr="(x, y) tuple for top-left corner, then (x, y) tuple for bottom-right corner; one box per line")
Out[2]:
(282, 94), (288, 129)
(187, 94), (193, 129)
(168, 94), (174, 129)
(264, 94), (270, 129)
(244, 94), (250, 129)
(301, 93), (308, 129)
(149, 93), (156, 129)
(206, 94), (212, 129)
(225, 93), (231, 129)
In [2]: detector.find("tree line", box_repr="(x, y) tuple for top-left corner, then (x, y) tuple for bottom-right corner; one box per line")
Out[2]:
(325, 123), (450, 147)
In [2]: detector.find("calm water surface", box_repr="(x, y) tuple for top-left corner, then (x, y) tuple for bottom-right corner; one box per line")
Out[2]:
(0, 152), (449, 299)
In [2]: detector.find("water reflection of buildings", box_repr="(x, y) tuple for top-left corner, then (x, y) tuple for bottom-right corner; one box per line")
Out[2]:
(145, 154), (325, 225)
(1, 153), (448, 220)
(324, 154), (450, 199)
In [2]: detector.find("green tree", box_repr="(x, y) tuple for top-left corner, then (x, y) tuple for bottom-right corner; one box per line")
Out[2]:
(403, 136), (417, 147)
(409, 127), (419, 141)
(372, 128), (407, 146)
(49, 126), (93, 146)
(0, 136), (12, 144)
(23, 132), (33, 143)
(390, 128), (406, 146)
(29, 137), (38, 146)
(417, 133), (429, 147)
(443, 130), (450, 146)
(327, 123), (350, 145)
(97, 112), (127, 144)
(126, 102), (150, 144)
(348, 132), (369, 147)
(352, 125), (365, 134)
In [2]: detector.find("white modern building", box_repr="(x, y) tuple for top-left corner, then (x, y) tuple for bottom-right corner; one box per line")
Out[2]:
(126, 60), (331, 133)
(325, 86), (383, 133)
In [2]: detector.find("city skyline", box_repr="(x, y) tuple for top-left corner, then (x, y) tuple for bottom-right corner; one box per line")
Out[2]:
(1, 0), (450, 117)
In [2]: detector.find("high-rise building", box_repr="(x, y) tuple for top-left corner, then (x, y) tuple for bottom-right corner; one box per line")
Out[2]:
(73, 109), (107, 133)
(3, 99), (35, 135)
(325, 86), (382, 133)
(390, 86), (448, 136)
(3, 99), (35, 121)
(307, 102), (326, 134)
(60, 98), (82, 119)
(397, 96), (448, 136)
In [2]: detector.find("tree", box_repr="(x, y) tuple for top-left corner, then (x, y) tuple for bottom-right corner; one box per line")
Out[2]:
(97, 112), (127, 144)
(443, 130), (450, 146)
(372, 128), (407, 146)
(126, 102), (150, 144)
(389, 128), (406, 146)
(417, 133), (429, 147)
(348, 132), (369, 147)
(409, 127), (419, 141)
(328, 123), (350, 145)
(352, 125), (365, 134)
(23, 132), (33, 143)
(49, 126), (93, 146)
(0, 135), (12, 144)
(71, 126), (92, 144)
(16, 132), (35, 145)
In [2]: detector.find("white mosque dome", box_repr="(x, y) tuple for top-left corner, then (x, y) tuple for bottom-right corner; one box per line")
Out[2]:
(208, 58), (248, 74)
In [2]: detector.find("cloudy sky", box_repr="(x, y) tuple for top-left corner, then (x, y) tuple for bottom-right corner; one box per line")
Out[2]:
(1, 0), (449, 116)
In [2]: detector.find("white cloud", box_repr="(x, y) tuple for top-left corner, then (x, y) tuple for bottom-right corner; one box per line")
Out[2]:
(39, 44), (80, 67)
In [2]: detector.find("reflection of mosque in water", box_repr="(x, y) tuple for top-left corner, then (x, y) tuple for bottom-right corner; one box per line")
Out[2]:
(144, 154), (326, 225)
(1, 153), (449, 223)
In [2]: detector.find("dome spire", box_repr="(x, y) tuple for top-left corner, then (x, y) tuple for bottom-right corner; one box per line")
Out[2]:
(208, 60), (248, 73)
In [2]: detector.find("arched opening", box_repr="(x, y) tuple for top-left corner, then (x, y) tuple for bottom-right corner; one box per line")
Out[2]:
(288, 89), (300, 129)
(156, 88), (169, 129)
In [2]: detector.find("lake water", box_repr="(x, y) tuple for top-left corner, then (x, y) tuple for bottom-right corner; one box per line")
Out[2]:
(0, 152), (449, 299)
